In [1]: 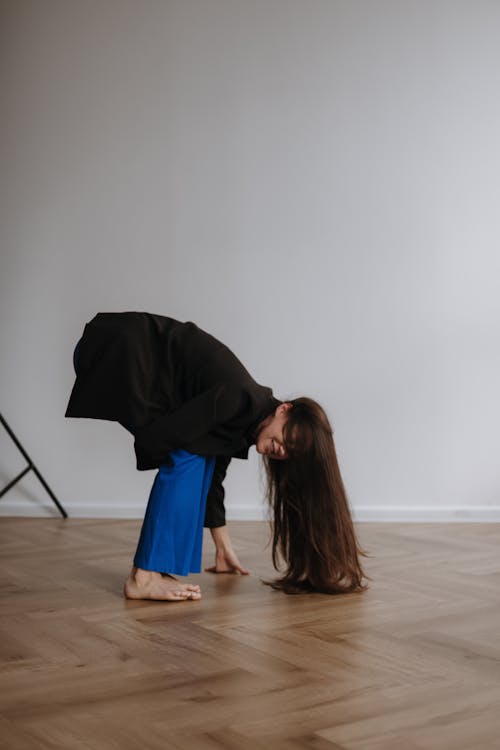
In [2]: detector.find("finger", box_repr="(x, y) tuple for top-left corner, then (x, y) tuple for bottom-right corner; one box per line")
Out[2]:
(204, 566), (236, 574)
(231, 561), (251, 575)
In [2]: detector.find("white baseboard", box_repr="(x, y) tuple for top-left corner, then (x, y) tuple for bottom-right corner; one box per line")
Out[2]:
(1, 500), (500, 522)
(351, 506), (500, 522)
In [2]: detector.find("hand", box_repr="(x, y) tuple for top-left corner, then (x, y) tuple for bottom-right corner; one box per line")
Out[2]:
(205, 546), (250, 575)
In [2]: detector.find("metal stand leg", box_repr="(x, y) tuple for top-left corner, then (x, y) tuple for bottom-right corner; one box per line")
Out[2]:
(0, 412), (68, 518)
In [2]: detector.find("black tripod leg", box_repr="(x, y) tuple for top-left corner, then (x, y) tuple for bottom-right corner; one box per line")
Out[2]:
(0, 465), (31, 498)
(0, 412), (68, 518)
(30, 463), (68, 518)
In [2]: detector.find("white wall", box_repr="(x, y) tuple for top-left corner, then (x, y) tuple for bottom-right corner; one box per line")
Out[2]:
(1, 0), (499, 521)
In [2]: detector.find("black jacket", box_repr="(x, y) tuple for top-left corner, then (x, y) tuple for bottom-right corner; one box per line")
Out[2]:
(65, 311), (281, 526)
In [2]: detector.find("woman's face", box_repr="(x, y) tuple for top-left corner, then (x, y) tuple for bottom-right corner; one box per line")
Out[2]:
(255, 403), (293, 460)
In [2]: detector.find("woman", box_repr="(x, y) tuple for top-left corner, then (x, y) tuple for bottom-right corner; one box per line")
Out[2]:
(66, 311), (369, 601)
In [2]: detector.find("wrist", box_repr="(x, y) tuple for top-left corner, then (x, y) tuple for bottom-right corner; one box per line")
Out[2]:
(210, 525), (233, 550)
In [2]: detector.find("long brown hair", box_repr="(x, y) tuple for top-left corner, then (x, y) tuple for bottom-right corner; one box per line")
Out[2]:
(261, 397), (371, 595)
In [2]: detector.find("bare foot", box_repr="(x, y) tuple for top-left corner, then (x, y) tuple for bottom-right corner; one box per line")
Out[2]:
(123, 566), (202, 601)
(161, 572), (201, 593)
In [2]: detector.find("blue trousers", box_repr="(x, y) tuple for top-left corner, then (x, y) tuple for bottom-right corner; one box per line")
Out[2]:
(130, 449), (215, 575)
(72, 338), (216, 576)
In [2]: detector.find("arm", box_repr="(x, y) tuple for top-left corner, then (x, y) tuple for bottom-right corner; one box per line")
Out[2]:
(133, 383), (243, 470)
(203, 455), (250, 575)
(204, 455), (232, 528)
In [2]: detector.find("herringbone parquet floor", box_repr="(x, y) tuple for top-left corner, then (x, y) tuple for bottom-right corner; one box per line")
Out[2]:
(1, 518), (499, 749)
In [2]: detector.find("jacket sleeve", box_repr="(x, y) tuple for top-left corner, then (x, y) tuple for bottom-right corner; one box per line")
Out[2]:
(204, 455), (232, 528)
(133, 383), (243, 470)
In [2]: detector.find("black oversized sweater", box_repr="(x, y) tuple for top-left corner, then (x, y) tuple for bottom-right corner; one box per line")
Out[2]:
(65, 311), (281, 527)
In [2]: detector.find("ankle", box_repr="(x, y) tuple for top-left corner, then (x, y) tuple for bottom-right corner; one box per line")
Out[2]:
(134, 567), (162, 583)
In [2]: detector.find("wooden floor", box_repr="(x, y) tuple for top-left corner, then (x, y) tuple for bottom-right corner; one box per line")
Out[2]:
(1, 518), (499, 749)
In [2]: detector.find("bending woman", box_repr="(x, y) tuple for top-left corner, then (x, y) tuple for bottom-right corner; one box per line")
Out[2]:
(65, 311), (369, 601)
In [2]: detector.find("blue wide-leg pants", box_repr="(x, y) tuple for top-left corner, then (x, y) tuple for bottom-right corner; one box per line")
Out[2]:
(72, 337), (216, 576)
(131, 450), (215, 575)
